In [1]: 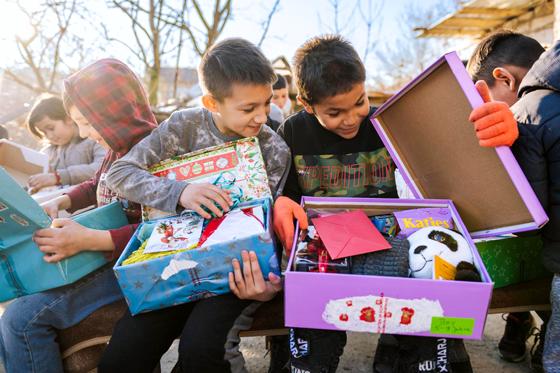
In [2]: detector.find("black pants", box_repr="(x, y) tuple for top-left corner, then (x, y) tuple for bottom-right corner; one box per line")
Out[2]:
(98, 293), (255, 373)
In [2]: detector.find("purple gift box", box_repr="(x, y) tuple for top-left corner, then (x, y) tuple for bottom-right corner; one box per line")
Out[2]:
(283, 52), (548, 340)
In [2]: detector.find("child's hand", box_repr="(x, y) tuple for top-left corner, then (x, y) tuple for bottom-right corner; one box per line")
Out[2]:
(179, 183), (233, 219)
(33, 219), (112, 262)
(229, 250), (282, 302)
(28, 173), (57, 193)
(40, 195), (71, 219)
(469, 80), (518, 147)
(273, 196), (308, 253)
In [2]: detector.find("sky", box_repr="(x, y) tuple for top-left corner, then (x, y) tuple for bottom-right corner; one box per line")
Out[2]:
(0, 0), (467, 87)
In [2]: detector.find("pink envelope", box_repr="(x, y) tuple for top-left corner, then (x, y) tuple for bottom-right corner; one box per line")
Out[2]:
(311, 210), (391, 259)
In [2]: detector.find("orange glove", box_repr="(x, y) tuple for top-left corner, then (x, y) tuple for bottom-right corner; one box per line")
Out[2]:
(468, 80), (519, 147)
(273, 196), (308, 253)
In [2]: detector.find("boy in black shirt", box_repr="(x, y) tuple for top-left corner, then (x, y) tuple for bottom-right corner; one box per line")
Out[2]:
(272, 35), (519, 373)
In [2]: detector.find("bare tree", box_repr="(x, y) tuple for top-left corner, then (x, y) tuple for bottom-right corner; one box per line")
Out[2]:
(257, 0), (281, 47)
(107, 0), (181, 105)
(3, 0), (83, 94)
(369, 0), (461, 92)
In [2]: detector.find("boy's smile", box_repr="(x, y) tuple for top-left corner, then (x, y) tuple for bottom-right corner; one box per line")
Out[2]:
(206, 83), (273, 138)
(303, 83), (370, 139)
(69, 105), (110, 149)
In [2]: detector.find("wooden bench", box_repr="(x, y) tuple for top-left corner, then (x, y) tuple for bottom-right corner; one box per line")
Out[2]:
(58, 277), (552, 372)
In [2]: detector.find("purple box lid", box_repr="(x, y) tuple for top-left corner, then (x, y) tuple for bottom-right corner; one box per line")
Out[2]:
(371, 52), (548, 238)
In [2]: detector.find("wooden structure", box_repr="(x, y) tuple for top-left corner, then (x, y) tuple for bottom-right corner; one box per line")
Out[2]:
(417, 0), (555, 46)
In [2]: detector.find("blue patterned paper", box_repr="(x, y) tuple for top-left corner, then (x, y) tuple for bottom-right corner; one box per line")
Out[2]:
(0, 168), (129, 301)
(114, 198), (280, 315)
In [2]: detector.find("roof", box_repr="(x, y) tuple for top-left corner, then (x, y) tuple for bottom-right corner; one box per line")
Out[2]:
(417, 0), (554, 38)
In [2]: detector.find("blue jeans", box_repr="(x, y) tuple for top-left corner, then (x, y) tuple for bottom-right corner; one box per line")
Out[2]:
(0, 264), (122, 373)
(544, 274), (560, 373)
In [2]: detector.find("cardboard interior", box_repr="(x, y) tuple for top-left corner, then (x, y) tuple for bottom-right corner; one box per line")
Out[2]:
(375, 63), (533, 232)
(0, 140), (47, 186)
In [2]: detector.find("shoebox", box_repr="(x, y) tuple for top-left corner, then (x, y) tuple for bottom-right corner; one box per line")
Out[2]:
(114, 198), (280, 315)
(0, 168), (129, 301)
(141, 136), (271, 220)
(284, 52), (548, 340)
(0, 139), (48, 187)
(114, 138), (279, 315)
(475, 236), (549, 288)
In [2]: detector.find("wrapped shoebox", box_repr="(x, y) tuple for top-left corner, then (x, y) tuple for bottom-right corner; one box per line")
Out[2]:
(284, 52), (548, 340)
(114, 139), (279, 315)
(0, 139), (48, 187)
(142, 136), (271, 220)
(476, 236), (549, 288)
(0, 168), (129, 301)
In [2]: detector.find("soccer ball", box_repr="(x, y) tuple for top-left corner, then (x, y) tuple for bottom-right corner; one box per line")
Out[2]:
(408, 227), (473, 279)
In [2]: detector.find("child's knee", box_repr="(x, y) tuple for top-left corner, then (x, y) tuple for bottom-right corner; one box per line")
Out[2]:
(1, 302), (32, 335)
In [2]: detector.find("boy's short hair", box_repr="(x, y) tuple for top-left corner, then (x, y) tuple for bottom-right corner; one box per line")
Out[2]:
(293, 34), (365, 105)
(27, 95), (68, 139)
(273, 74), (287, 90)
(198, 38), (276, 101)
(467, 30), (544, 85)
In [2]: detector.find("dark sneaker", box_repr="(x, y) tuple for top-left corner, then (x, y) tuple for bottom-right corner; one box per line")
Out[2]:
(498, 312), (534, 362)
(374, 335), (473, 373)
(267, 334), (290, 373)
(288, 328), (346, 373)
(529, 325), (546, 373)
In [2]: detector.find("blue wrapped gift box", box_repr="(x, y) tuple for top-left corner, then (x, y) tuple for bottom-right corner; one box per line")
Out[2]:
(0, 167), (129, 301)
(113, 198), (280, 315)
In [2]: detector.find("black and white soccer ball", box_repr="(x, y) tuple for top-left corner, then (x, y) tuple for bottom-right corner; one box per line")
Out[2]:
(408, 227), (473, 279)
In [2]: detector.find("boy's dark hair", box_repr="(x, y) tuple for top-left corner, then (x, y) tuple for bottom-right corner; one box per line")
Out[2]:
(293, 34), (365, 105)
(198, 38), (276, 101)
(467, 30), (544, 86)
(27, 95), (68, 139)
(273, 74), (287, 90)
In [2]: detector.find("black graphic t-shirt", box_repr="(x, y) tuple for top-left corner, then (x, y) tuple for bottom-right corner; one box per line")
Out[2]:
(277, 108), (397, 202)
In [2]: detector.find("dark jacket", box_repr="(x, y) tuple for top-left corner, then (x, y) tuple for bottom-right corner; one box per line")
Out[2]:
(511, 40), (560, 274)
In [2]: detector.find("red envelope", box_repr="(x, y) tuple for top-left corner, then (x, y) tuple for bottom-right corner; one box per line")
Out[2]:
(311, 210), (391, 259)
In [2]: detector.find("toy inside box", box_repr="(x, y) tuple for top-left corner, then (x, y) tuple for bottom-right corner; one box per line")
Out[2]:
(0, 139), (48, 187)
(0, 167), (129, 301)
(475, 235), (550, 289)
(142, 136), (270, 221)
(114, 198), (280, 315)
(285, 197), (492, 340)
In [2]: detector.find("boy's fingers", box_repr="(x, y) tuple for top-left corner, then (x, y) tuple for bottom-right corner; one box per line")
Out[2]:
(44, 253), (64, 263)
(193, 205), (211, 219)
(479, 134), (511, 147)
(37, 245), (56, 253)
(469, 102), (506, 122)
(476, 121), (507, 140)
(241, 251), (254, 284)
(51, 218), (71, 228)
(281, 220), (295, 251)
(249, 251), (265, 283)
(198, 197), (222, 218)
(33, 236), (55, 247)
(34, 228), (56, 238)
(204, 189), (230, 213)
(209, 185), (233, 205)
(472, 111), (506, 132)
(475, 80), (492, 103)
(292, 205), (309, 230)
(232, 259), (246, 290)
(268, 273), (283, 292)
(228, 272), (240, 295)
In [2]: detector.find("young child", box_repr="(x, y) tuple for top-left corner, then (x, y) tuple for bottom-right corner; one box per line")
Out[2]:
(0, 58), (157, 373)
(272, 73), (290, 115)
(26, 95), (106, 193)
(99, 38), (291, 373)
(468, 30), (559, 373)
(272, 35), (519, 373)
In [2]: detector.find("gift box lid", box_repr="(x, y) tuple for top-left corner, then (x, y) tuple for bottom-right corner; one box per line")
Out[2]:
(371, 51), (548, 238)
(0, 139), (48, 187)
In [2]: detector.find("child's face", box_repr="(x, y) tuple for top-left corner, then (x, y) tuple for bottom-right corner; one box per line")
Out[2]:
(68, 105), (110, 149)
(302, 82), (369, 139)
(34, 117), (76, 146)
(206, 83), (273, 138)
(272, 87), (289, 109)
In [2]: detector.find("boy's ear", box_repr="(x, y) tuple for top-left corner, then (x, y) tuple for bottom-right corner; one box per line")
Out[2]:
(201, 94), (219, 113)
(297, 95), (314, 114)
(492, 67), (516, 92)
